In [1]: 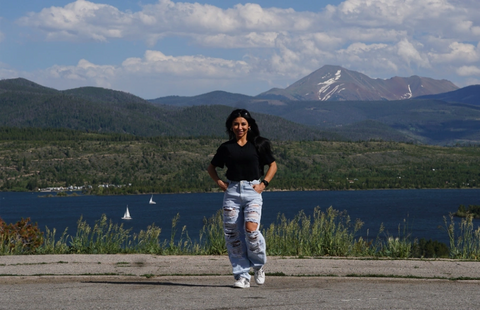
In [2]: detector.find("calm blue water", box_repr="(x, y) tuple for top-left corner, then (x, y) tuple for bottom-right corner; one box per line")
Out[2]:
(1, 189), (479, 245)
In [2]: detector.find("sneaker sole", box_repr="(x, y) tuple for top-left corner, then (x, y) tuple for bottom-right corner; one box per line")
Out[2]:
(233, 283), (250, 288)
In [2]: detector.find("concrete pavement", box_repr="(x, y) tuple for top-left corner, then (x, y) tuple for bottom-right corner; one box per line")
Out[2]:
(2, 254), (480, 279)
(1, 255), (480, 309)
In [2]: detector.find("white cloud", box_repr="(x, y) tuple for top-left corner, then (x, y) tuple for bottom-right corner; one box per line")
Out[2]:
(336, 0), (456, 26)
(195, 32), (280, 49)
(18, 1), (132, 42)
(22, 50), (266, 97)
(9, 0), (480, 95)
(335, 42), (400, 74)
(141, 2), (317, 33)
(396, 39), (430, 68)
(457, 66), (480, 76)
(17, 0), (319, 44)
(338, 28), (407, 43)
(429, 42), (479, 64)
(45, 59), (116, 88)
(344, 42), (390, 54)
(122, 50), (250, 78)
(16, 1), (480, 52)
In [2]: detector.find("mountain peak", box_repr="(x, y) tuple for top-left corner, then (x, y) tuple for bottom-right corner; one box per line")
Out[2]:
(0, 78), (58, 94)
(257, 65), (458, 101)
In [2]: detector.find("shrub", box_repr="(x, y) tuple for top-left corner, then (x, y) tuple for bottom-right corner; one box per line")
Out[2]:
(455, 204), (480, 218)
(413, 238), (449, 258)
(0, 217), (44, 254)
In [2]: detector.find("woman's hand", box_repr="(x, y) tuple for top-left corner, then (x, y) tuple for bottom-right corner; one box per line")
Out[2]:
(208, 163), (229, 191)
(252, 182), (265, 194)
(253, 161), (276, 194)
(218, 180), (229, 191)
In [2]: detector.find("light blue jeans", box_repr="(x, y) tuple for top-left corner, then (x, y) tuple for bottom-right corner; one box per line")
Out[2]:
(223, 180), (266, 281)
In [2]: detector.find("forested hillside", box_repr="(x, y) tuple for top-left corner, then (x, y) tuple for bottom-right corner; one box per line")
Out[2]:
(0, 78), (335, 140)
(1, 128), (479, 194)
(237, 99), (480, 145)
(3, 78), (480, 145)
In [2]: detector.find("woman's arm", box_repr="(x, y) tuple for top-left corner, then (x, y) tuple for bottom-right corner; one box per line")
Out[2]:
(207, 163), (229, 191)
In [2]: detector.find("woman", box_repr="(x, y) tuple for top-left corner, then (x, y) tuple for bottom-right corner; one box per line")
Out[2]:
(207, 108), (277, 289)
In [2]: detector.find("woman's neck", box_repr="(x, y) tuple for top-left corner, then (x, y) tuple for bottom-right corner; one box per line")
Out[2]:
(236, 135), (248, 146)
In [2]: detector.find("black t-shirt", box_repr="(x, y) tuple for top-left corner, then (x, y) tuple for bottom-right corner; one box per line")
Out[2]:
(211, 140), (275, 181)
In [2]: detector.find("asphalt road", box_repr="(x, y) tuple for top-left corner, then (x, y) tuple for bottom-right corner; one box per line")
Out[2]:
(1, 255), (480, 309)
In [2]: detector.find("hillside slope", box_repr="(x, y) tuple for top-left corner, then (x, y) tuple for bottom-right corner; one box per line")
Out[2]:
(2, 130), (480, 193)
(2, 77), (479, 145)
(0, 78), (333, 141)
(148, 90), (252, 107)
(416, 85), (480, 105)
(237, 99), (480, 145)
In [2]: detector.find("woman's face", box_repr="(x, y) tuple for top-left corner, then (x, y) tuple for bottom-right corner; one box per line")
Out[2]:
(231, 116), (249, 140)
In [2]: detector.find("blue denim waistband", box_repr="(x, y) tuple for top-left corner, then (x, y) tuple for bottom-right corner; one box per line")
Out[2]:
(227, 179), (260, 185)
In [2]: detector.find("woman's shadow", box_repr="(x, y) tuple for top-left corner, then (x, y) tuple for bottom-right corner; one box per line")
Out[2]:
(84, 280), (231, 288)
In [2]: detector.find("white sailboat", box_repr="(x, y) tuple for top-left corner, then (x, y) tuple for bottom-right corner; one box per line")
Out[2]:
(121, 205), (132, 220)
(149, 195), (156, 205)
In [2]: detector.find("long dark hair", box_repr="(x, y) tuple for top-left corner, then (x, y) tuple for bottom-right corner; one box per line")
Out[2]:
(225, 109), (273, 162)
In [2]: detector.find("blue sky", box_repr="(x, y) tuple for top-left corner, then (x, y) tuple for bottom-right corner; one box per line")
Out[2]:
(1, 0), (479, 99)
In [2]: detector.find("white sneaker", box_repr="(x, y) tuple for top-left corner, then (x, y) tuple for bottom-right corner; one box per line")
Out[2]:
(254, 266), (265, 285)
(233, 277), (250, 289)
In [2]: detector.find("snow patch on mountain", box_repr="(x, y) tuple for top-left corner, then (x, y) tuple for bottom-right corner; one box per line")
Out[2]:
(318, 70), (343, 101)
(401, 84), (413, 99)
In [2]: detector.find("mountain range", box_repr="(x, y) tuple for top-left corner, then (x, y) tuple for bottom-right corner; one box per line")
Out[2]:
(257, 65), (459, 101)
(150, 65), (459, 105)
(1, 65), (480, 145)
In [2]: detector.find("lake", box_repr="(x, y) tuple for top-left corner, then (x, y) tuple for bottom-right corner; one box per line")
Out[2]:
(1, 189), (479, 245)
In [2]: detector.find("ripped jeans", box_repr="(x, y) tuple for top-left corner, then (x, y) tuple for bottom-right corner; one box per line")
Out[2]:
(223, 180), (266, 281)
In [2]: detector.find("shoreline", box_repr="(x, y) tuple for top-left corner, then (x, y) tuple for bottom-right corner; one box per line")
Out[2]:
(2, 186), (479, 196)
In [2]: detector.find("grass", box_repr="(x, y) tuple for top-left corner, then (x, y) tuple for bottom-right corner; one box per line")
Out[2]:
(445, 213), (480, 259)
(3, 207), (480, 260)
(264, 207), (363, 256)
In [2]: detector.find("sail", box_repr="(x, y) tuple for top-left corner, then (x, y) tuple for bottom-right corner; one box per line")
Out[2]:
(149, 195), (156, 204)
(122, 206), (132, 219)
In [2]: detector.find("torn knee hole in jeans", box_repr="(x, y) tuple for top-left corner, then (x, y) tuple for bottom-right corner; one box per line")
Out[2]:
(245, 211), (260, 232)
(245, 208), (260, 225)
(246, 211), (260, 220)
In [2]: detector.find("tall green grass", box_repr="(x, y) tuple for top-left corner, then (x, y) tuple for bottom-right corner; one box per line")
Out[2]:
(445, 213), (480, 259)
(3, 207), (480, 259)
(374, 220), (414, 258)
(198, 209), (227, 255)
(36, 213), (197, 255)
(265, 207), (363, 256)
